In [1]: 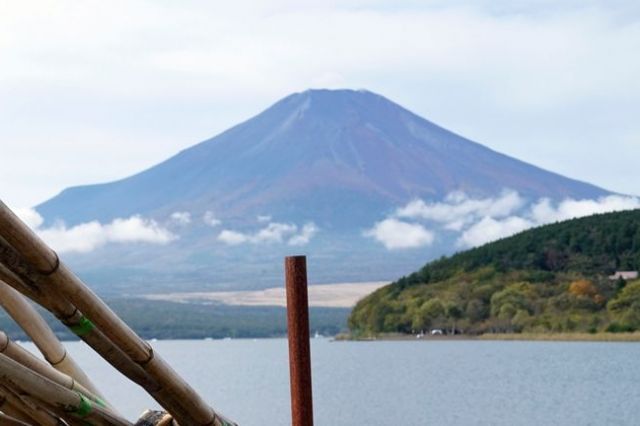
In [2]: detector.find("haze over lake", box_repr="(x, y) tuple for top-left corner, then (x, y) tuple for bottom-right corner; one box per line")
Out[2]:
(23, 339), (640, 425)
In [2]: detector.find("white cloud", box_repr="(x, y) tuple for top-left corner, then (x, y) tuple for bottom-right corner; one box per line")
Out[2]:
(217, 230), (249, 245)
(364, 218), (435, 250)
(12, 208), (175, 253)
(530, 195), (640, 224)
(455, 194), (640, 248)
(14, 207), (44, 229)
(218, 221), (319, 246)
(288, 223), (318, 246)
(203, 211), (221, 227)
(257, 215), (272, 223)
(253, 223), (297, 243)
(396, 190), (525, 228)
(170, 211), (191, 225)
(369, 191), (640, 250)
(457, 216), (534, 248)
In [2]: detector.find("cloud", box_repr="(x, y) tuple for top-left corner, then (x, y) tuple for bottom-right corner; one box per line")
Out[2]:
(217, 230), (249, 245)
(203, 211), (221, 227)
(364, 218), (435, 250)
(368, 191), (640, 250)
(455, 194), (640, 248)
(253, 222), (298, 243)
(14, 208), (175, 253)
(257, 215), (272, 223)
(170, 211), (191, 225)
(457, 216), (534, 248)
(218, 221), (319, 246)
(396, 190), (525, 229)
(288, 223), (319, 246)
(14, 207), (45, 229)
(530, 195), (640, 224)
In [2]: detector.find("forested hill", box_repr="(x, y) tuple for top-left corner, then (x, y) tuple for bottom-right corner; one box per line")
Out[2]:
(349, 209), (640, 336)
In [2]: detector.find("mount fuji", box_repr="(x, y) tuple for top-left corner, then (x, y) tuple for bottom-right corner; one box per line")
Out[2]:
(34, 89), (611, 294)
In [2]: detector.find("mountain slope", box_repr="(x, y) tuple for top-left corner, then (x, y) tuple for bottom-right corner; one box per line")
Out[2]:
(349, 209), (640, 335)
(37, 89), (609, 228)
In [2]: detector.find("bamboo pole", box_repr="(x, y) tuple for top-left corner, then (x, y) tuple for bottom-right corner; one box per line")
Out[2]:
(0, 390), (36, 425)
(19, 394), (89, 426)
(0, 240), (70, 314)
(0, 201), (236, 426)
(0, 241), (160, 387)
(0, 386), (64, 426)
(0, 280), (102, 399)
(0, 353), (132, 426)
(0, 413), (30, 426)
(0, 330), (107, 409)
(0, 264), (159, 391)
(0, 412), (32, 426)
(0, 259), (215, 424)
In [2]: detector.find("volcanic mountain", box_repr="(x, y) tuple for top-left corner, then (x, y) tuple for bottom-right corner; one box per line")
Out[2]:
(35, 89), (611, 293)
(38, 89), (606, 228)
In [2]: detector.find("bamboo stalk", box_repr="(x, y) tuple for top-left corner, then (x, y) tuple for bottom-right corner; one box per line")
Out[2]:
(0, 261), (204, 422)
(0, 390), (36, 425)
(0, 245), (160, 389)
(0, 386), (64, 426)
(0, 353), (132, 426)
(19, 394), (88, 426)
(0, 201), (236, 426)
(0, 239), (71, 314)
(0, 412), (33, 426)
(0, 280), (102, 399)
(0, 330), (107, 409)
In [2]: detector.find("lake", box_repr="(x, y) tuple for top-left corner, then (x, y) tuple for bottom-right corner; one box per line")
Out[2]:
(22, 338), (640, 425)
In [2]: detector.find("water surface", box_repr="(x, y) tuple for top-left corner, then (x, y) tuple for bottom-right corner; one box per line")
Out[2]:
(24, 339), (640, 425)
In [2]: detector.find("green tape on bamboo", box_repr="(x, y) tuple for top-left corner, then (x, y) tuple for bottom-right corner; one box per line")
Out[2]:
(70, 316), (95, 336)
(72, 393), (93, 418)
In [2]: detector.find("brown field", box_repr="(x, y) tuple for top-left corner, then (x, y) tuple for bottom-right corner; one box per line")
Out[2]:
(143, 281), (388, 308)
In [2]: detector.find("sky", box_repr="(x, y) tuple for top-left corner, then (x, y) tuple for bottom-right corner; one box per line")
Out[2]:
(1, 0), (639, 210)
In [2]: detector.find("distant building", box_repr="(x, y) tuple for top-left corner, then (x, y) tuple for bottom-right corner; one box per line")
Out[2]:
(608, 271), (639, 281)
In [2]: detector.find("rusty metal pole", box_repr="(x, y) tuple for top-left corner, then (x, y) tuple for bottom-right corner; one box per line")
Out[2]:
(285, 256), (314, 426)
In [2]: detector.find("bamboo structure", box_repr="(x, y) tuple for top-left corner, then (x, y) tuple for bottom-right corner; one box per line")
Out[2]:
(0, 412), (32, 426)
(0, 279), (102, 399)
(0, 200), (237, 426)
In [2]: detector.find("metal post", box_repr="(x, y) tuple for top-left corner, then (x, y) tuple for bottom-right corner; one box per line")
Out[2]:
(285, 256), (314, 426)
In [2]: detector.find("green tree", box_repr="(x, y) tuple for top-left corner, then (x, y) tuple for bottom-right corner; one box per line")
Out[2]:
(412, 298), (445, 331)
(490, 283), (533, 317)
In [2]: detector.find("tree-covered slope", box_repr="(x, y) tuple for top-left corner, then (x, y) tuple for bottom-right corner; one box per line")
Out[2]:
(349, 209), (640, 335)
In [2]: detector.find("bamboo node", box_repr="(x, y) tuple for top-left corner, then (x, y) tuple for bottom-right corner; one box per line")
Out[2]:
(36, 250), (60, 276)
(138, 347), (155, 366)
(47, 348), (68, 367)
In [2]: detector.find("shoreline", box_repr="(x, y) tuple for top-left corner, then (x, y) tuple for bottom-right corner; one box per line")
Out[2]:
(337, 332), (640, 342)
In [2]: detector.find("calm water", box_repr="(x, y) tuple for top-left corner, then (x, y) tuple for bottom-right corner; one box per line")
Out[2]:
(23, 339), (640, 425)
